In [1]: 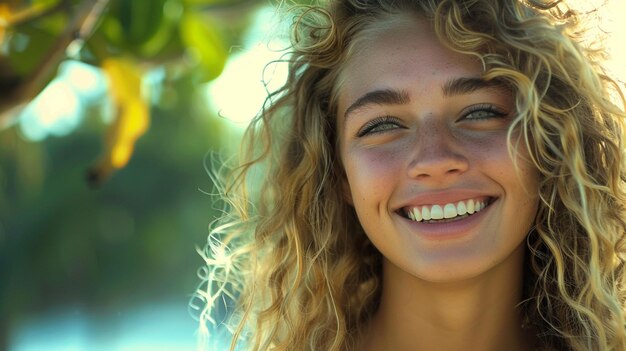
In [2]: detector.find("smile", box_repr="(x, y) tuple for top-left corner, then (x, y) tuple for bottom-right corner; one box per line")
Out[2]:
(401, 197), (495, 223)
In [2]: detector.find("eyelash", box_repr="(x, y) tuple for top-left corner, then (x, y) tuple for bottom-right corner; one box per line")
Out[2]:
(356, 116), (404, 137)
(356, 104), (508, 137)
(460, 104), (508, 121)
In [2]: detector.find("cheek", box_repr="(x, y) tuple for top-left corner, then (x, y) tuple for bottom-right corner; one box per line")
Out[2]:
(496, 137), (540, 196)
(464, 131), (540, 198)
(482, 136), (540, 222)
(459, 133), (509, 177)
(343, 145), (407, 202)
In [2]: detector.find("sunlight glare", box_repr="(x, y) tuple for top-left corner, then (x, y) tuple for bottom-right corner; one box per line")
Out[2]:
(34, 81), (80, 130)
(603, 1), (626, 85)
(18, 60), (108, 141)
(60, 60), (106, 100)
(206, 6), (289, 126)
(19, 79), (82, 141)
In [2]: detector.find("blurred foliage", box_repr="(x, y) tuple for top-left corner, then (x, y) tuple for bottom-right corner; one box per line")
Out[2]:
(0, 0), (265, 348)
(0, 0), (254, 183)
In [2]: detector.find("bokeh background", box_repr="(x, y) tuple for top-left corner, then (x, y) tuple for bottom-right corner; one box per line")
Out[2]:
(0, 0), (289, 349)
(0, 0), (624, 350)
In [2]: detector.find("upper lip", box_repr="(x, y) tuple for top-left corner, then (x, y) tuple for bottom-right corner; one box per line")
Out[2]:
(394, 189), (497, 210)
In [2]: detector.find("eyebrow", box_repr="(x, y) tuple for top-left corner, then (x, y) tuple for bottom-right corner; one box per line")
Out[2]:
(344, 89), (410, 120)
(441, 77), (503, 97)
(343, 77), (505, 121)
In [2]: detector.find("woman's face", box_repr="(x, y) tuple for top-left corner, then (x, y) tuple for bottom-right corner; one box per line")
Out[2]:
(337, 15), (540, 283)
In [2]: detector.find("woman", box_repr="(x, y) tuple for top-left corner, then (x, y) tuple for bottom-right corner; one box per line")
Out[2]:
(195, 0), (626, 350)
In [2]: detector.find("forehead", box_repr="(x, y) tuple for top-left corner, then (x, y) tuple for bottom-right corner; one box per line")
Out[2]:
(337, 14), (484, 115)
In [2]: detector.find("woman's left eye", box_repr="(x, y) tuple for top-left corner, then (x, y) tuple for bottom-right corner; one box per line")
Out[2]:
(460, 104), (508, 121)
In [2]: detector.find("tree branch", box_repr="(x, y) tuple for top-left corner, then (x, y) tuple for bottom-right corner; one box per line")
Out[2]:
(2, 0), (70, 28)
(0, 0), (110, 127)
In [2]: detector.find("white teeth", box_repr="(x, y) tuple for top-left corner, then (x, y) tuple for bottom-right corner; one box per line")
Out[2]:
(467, 199), (475, 214)
(413, 207), (422, 221)
(430, 205), (443, 220)
(443, 204), (457, 218)
(456, 201), (467, 215)
(405, 198), (489, 222)
(422, 206), (431, 221)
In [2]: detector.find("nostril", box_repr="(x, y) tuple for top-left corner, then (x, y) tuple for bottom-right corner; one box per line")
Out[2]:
(445, 168), (463, 175)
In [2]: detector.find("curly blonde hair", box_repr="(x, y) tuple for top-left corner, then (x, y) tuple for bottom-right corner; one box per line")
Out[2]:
(194, 0), (626, 350)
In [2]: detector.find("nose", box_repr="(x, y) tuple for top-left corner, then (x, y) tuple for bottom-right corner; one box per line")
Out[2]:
(407, 122), (469, 181)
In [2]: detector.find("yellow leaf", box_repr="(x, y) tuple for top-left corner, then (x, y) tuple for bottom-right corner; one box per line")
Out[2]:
(102, 58), (144, 105)
(0, 4), (11, 44)
(109, 99), (149, 168)
(95, 58), (150, 179)
(0, 4), (11, 22)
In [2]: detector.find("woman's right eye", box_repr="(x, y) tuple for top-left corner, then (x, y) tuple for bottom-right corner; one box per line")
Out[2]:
(356, 116), (404, 137)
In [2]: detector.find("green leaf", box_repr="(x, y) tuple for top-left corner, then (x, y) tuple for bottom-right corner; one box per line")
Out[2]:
(7, 24), (56, 76)
(137, 0), (181, 57)
(32, 0), (61, 8)
(179, 12), (227, 82)
(100, 13), (124, 48)
(100, 0), (179, 59)
(108, 0), (167, 47)
(32, 0), (67, 34)
(181, 0), (229, 5)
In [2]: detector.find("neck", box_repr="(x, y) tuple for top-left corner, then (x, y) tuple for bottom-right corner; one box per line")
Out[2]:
(361, 245), (534, 351)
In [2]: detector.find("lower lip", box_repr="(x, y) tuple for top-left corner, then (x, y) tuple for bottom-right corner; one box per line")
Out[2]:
(399, 200), (496, 240)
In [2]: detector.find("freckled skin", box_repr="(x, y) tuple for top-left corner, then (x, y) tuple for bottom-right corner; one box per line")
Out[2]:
(337, 14), (541, 351)
(338, 16), (540, 283)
